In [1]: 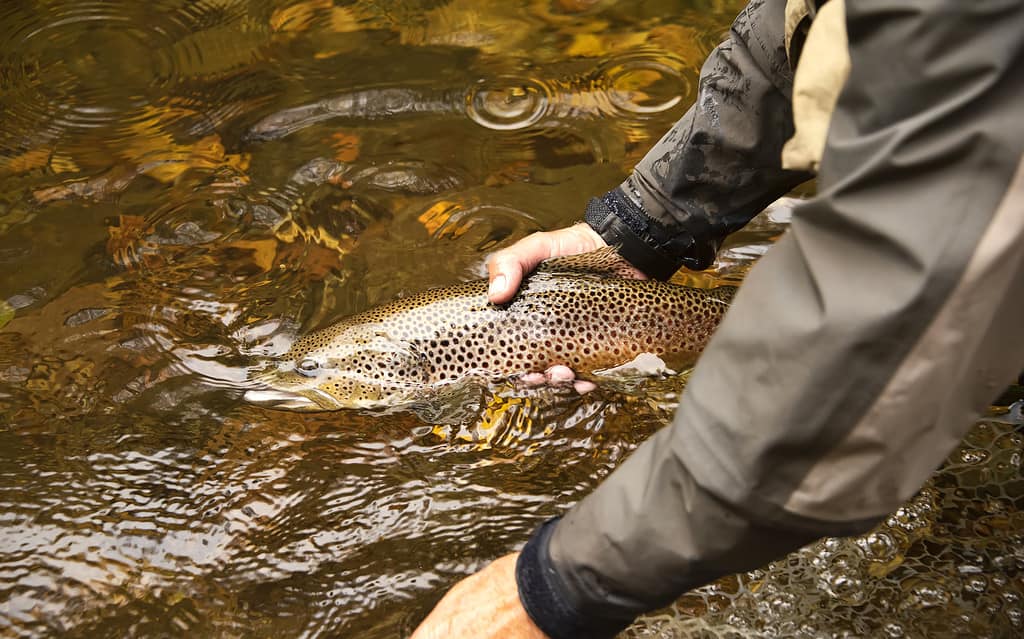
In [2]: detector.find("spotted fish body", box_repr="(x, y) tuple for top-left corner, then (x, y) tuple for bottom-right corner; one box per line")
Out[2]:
(245, 249), (735, 411)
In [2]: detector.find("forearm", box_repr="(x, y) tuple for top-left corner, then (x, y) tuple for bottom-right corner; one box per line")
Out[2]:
(586, 0), (812, 278)
(519, 0), (1024, 636)
(516, 432), (867, 639)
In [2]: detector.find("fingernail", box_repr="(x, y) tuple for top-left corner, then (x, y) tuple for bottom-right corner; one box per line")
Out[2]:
(488, 275), (507, 299)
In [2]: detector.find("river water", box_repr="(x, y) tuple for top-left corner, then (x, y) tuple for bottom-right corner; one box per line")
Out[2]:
(1, 1), (1021, 637)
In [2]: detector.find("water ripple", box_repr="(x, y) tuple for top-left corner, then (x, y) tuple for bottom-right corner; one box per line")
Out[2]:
(0, 2), (179, 145)
(465, 76), (551, 131)
(245, 51), (691, 142)
(594, 51), (689, 117)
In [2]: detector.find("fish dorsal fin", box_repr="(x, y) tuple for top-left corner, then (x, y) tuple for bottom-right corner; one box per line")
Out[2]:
(536, 246), (641, 279)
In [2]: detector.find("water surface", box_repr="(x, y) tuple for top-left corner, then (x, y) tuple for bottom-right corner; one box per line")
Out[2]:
(1, 1), (1021, 637)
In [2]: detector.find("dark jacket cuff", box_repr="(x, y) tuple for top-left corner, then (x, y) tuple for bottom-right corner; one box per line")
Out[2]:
(515, 518), (633, 639)
(584, 188), (716, 279)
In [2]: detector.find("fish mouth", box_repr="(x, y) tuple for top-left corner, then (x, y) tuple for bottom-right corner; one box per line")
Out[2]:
(242, 387), (343, 412)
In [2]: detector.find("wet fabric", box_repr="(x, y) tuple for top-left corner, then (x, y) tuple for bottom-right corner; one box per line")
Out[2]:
(516, 0), (1024, 636)
(588, 0), (812, 274)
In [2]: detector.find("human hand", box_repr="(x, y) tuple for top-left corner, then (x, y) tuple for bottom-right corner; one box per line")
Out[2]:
(409, 553), (549, 639)
(487, 222), (643, 391)
(486, 222), (608, 305)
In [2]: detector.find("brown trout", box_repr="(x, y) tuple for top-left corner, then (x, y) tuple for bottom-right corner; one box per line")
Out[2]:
(244, 248), (735, 411)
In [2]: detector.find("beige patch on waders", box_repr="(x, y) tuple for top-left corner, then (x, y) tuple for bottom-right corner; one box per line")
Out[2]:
(781, 0), (851, 173)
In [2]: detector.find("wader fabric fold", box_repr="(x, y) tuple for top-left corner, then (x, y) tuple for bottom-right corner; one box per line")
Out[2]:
(518, 0), (1024, 635)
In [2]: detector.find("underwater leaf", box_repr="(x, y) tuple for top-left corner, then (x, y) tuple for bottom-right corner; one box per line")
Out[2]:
(221, 239), (279, 273)
(107, 215), (158, 270)
(0, 301), (14, 330)
(3, 149), (78, 188)
(484, 161), (532, 187)
(270, 0), (333, 33)
(328, 6), (366, 33)
(565, 33), (604, 57)
(1, 149), (51, 175)
(140, 134), (251, 183)
(49, 154), (79, 174)
(567, 30), (648, 57)
(647, 24), (706, 62)
(555, 0), (605, 11)
(283, 242), (343, 280)
(418, 200), (460, 237)
(331, 132), (361, 163)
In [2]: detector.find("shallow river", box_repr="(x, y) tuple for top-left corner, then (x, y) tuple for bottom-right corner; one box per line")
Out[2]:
(1, 1), (1022, 637)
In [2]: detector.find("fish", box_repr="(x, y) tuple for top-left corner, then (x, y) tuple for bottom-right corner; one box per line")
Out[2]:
(243, 247), (735, 411)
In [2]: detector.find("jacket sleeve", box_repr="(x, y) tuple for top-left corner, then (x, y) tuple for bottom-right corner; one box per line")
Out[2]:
(584, 0), (812, 280)
(517, 1), (1024, 637)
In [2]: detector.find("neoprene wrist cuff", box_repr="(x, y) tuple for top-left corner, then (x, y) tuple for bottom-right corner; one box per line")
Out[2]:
(516, 518), (633, 639)
(584, 188), (708, 280)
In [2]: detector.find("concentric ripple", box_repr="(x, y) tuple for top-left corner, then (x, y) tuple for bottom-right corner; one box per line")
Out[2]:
(0, 0), (264, 162)
(0, 3), (176, 143)
(595, 52), (690, 117)
(464, 76), (552, 131)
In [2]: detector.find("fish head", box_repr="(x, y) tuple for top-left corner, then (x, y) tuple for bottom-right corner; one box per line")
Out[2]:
(244, 329), (430, 411)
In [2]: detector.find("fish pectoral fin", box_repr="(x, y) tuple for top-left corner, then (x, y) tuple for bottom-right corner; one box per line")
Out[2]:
(536, 246), (642, 279)
(593, 353), (676, 378)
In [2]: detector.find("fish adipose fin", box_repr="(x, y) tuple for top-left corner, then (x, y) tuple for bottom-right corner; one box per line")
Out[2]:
(536, 246), (643, 279)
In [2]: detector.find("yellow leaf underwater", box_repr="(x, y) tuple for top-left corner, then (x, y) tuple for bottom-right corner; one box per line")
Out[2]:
(331, 131), (361, 163)
(0, 301), (14, 330)
(269, 0), (333, 33)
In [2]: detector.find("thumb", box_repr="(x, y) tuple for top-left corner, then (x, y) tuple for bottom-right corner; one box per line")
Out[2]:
(487, 231), (559, 304)
(487, 251), (527, 305)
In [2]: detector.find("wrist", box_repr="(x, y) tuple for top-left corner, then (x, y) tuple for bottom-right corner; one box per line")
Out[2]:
(568, 221), (607, 251)
(515, 519), (632, 639)
(583, 189), (686, 280)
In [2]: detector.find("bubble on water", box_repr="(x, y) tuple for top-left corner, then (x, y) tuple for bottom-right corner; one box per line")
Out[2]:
(963, 575), (988, 593)
(959, 448), (990, 464)
(901, 576), (951, 610)
(1008, 606), (1024, 628)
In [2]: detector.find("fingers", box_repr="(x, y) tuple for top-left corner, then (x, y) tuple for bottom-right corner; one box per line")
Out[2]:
(544, 365), (575, 383)
(514, 365), (596, 395)
(572, 380), (597, 394)
(487, 223), (606, 305)
(545, 365), (596, 394)
(518, 372), (547, 385)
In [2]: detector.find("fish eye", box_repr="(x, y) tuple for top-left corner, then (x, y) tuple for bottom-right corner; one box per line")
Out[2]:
(296, 358), (321, 376)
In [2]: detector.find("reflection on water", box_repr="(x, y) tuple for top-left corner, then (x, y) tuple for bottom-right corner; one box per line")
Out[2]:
(247, 51), (690, 140)
(0, 1), (1020, 637)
